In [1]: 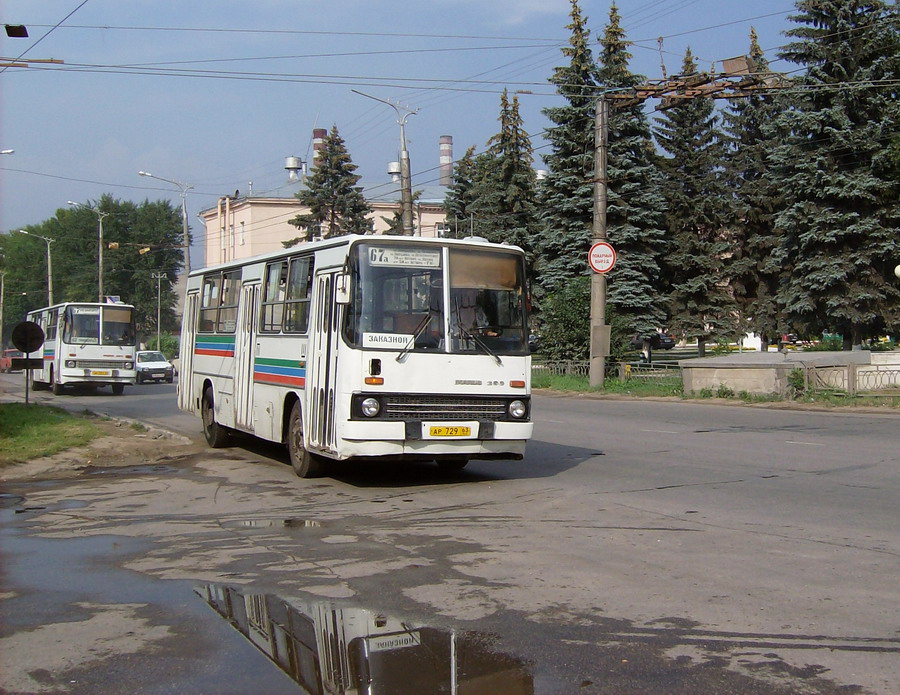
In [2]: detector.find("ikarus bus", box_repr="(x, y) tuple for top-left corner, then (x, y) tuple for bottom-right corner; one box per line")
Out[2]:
(178, 235), (533, 477)
(25, 301), (137, 395)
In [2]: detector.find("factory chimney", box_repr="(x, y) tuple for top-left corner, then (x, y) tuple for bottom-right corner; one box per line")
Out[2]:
(439, 135), (453, 186)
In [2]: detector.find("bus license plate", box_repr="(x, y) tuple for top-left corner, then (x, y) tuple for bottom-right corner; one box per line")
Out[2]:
(427, 425), (473, 438)
(91, 370), (110, 376)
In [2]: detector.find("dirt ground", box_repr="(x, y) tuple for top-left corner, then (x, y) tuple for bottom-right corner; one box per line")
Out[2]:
(0, 416), (204, 482)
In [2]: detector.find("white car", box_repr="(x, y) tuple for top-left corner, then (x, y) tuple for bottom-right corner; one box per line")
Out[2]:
(135, 350), (175, 384)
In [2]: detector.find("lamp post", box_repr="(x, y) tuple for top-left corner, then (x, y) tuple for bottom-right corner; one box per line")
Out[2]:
(138, 171), (193, 275)
(352, 90), (418, 236)
(18, 230), (54, 304)
(68, 201), (110, 302)
(151, 271), (167, 349)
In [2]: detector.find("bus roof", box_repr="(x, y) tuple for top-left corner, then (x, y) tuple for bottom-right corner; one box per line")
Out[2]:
(191, 234), (525, 278)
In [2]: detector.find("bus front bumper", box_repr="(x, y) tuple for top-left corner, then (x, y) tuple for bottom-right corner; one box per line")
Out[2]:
(335, 420), (533, 460)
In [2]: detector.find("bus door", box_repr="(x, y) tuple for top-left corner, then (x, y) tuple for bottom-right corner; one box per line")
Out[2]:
(307, 270), (339, 454)
(234, 282), (260, 431)
(177, 292), (199, 412)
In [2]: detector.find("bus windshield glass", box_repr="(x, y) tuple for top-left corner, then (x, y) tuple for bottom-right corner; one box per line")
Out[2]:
(344, 243), (528, 355)
(62, 305), (135, 346)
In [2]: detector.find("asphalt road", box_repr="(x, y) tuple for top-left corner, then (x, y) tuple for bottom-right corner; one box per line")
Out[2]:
(1, 374), (898, 694)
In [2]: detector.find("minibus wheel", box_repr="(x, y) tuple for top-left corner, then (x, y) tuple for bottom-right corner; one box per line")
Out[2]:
(288, 402), (323, 478)
(202, 386), (229, 448)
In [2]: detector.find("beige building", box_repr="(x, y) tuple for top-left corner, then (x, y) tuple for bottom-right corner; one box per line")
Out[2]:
(197, 181), (451, 268)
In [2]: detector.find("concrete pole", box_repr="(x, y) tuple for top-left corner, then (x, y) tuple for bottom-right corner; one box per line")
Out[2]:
(152, 272), (167, 348)
(352, 90), (418, 235)
(589, 96), (610, 388)
(98, 213), (105, 302)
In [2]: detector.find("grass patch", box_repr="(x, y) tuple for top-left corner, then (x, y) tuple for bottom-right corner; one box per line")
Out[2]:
(534, 372), (683, 397)
(0, 403), (103, 466)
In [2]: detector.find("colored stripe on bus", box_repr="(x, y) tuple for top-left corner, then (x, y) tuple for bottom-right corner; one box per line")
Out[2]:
(194, 335), (236, 358)
(254, 357), (306, 387)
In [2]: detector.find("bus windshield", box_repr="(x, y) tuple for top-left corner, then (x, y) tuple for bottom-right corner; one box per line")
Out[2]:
(62, 305), (135, 346)
(343, 243), (528, 355)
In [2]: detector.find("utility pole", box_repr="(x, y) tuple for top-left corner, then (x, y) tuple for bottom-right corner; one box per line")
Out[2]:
(352, 90), (418, 235)
(152, 272), (167, 349)
(589, 96), (610, 387)
(68, 201), (109, 302)
(138, 172), (193, 275)
(18, 230), (54, 305)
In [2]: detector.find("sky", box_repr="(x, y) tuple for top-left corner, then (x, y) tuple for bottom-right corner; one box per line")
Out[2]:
(1, 0), (800, 262)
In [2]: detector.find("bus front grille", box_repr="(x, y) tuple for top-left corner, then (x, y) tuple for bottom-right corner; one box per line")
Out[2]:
(76, 360), (127, 369)
(381, 396), (508, 421)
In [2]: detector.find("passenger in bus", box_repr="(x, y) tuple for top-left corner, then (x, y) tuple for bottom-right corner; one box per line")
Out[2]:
(451, 288), (498, 337)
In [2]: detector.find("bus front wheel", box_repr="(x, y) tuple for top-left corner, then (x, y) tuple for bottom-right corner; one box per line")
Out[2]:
(111, 384), (125, 395)
(288, 402), (323, 478)
(202, 387), (229, 448)
(51, 370), (64, 395)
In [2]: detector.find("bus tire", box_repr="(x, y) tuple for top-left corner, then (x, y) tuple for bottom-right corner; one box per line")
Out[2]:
(437, 455), (469, 471)
(111, 383), (125, 395)
(288, 402), (323, 478)
(51, 370), (64, 395)
(202, 387), (229, 448)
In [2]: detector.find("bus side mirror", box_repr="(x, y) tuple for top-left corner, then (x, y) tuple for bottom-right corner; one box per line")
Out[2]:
(335, 273), (351, 304)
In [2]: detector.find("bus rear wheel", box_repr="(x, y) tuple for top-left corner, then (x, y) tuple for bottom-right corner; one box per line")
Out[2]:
(288, 402), (323, 478)
(202, 387), (229, 448)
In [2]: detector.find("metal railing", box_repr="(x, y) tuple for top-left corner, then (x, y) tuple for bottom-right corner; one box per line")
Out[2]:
(804, 364), (900, 396)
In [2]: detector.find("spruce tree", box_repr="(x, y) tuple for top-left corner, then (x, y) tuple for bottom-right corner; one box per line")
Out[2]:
(535, 0), (598, 298)
(597, 3), (669, 339)
(285, 125), (372, 245)
(771, 0), (900, 346)
(474, 90), (539, 268)
(721, 29), (787, 348)
(444, 146), (482, 238)
(655, 49), (737, 355)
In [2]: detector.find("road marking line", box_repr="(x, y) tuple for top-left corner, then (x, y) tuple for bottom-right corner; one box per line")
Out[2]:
(784, 440), (825, 446)
(641, 429), (679, 434)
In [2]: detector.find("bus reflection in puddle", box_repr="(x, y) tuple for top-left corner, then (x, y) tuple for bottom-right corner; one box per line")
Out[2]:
(195, 583), (533, 694)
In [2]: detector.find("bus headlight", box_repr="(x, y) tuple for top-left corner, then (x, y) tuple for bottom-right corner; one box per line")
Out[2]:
(65, 360), (76, 368)
(508, 400), (527, 419)
(124, 362), (133, 369)
(360, 397), (381, 418)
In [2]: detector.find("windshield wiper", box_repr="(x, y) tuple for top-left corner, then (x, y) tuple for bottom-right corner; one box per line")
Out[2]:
(396, 311), (437, 362)
(454, 320), (503, 366)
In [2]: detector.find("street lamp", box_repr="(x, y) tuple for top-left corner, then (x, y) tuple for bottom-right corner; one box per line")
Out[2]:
(138, 171), (193, 275)
(352, 90), (418, 236)
(68, 201), (110, 303)
(18, 230), (54, 304)
(151, 271), (167, 349)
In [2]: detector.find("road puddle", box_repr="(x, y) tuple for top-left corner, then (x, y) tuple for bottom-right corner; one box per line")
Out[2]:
(196, 583), (533, 694)
(221, 518), (324, 529)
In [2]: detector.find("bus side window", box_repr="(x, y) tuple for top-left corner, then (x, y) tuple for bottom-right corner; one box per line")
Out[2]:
(260, 261), (288, 333)
(284, 256), (313, 333)
(217, 270), (241, 333)
(199, 274), (221, 333)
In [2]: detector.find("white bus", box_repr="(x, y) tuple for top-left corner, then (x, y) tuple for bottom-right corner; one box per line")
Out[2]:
(26, 301), (137, 395)
(178, 235), (533, 477)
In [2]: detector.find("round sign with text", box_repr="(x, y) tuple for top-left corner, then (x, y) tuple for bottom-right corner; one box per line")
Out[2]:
(589, 241), (616, 274)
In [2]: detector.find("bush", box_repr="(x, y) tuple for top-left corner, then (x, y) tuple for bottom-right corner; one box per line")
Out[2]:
(144, 332), (179, 360)
(537, 276), (633, 362)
